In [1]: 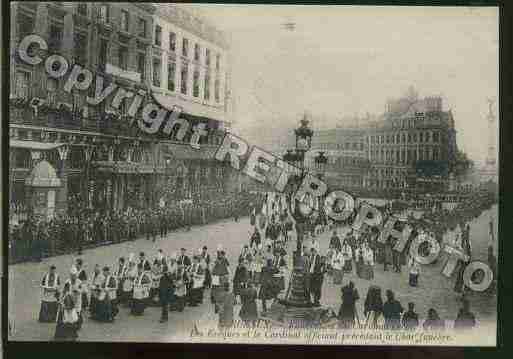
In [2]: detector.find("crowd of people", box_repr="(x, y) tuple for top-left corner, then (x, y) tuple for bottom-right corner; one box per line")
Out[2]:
(30, 188), (496, 341)
(9, 191), (266, 264)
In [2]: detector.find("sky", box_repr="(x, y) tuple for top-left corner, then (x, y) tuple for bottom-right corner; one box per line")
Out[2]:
(176, 4), (499, 164)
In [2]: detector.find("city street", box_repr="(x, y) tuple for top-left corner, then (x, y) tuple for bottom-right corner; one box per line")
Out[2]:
(8, 204), (497, 342)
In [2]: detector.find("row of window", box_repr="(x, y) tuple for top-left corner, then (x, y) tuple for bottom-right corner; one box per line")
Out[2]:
(154, 25), (221, 71)
(98, 4), (148, 38)
(371, 167), (408, 178)
(386, 116), (442, 130)
(370, 131), (440, 145)
(315, 142), (364, 151)
(370, 147), (440, 164)
(153, 59), (221, 102)
(367, 180), (408, 189)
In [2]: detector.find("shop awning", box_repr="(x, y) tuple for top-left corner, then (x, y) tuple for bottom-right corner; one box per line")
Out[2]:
(10, 140), (66, 151)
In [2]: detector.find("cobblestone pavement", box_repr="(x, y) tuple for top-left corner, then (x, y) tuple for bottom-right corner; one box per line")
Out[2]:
(8, 205), (497, 342)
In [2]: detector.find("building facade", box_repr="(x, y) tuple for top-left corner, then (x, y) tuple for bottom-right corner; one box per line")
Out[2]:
(308, 127), (371, 190)
(365, 93), (457, 193)
(9, 2), (236, 220)
(308, 90), (458, 194)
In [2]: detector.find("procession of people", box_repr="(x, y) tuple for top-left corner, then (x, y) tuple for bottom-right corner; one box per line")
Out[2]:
(31, 188), (495, 341)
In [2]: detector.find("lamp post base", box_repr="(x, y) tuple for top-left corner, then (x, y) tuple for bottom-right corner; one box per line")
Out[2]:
(261, 300), (337, 328)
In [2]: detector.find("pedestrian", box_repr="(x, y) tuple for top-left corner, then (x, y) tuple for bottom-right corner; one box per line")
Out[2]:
(95, 266), (118, 322)
(239, 282), (258, 325)
(402, 302), (419, 330)
(308, 248), (324, 306)
(331, 248), (344, 285)
(211, 249), (230, 306)
(62, 267), (83, 330)
(122, 258), (137, 308)
(218, 282), (235, 329)
(114, 257), (126, 304)
(149, 260), (163, 307)
(259, 259), (279, 314)
(338, 281), (360, 329)
(173, 265), (188, 312)
(363, 285), (383, 328)
(330, 230), (342, 252)
(177, 247), (192, 268)
(341, 240), (353, 273)
(39, 265), (61, 323)
(383, 290), (403, 330)
(189, 255), (206, 306)
(423, 308), (445, 331)
(54, 290), (79, 341)
(131, 263), (151, 316)
(250, 228), (261, 248)
(233, 258), (249, 303)
(383, 238), (393, 271)
(159, 265), (173, 323)
(454, 299), (477, 330)
(275, 251), (287, 293)
(89, 264), (102, 319)
(139, 252), (152, 272)
(200, 246), (212, 289)
(362, 242), (375, 280)
(408, 258), (420, 287)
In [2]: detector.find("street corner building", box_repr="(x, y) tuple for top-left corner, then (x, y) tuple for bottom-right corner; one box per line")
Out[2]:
(8, 2), (241, 221)
(307, 89), (460, 198)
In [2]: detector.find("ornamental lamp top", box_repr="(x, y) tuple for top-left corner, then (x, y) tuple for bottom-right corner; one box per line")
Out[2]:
(295, 118), (313, 140)
(315, 151), (328, 164)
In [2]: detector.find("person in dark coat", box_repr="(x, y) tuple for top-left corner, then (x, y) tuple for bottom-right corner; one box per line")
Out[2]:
(259, 259), (279, 313)
(233, 258), (249, 302)
(200, 246), (212, 289)
(383, 290), (403, 330)
(402, 302), (419, 330)
(383, 238), (394, 271)
(363, 285), (383, 328)
(54, 292), (79, 341)
(338, 281), (360, 329)
(159, 265), (173, 323)
(250, 228), (261, 248)
(454, 299), (476, 330)
(423, 308), (445, 331)
(308, 248), (325, 306)
(218, 283), (235, 329)
(239, 282), (258, 325)
(329, 231), (342, 252)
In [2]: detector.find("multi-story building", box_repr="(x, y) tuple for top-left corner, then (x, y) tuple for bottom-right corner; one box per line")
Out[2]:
(308, 126), (371, 190)
(365, 92), (457, 193)
(308, 89), (458, 195)
(9, 2), (236, 219)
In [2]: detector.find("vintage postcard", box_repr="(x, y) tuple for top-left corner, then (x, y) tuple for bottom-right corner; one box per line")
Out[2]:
(6, 2), (498, 347)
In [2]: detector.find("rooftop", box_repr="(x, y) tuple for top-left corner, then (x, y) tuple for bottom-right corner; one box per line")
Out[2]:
(155, 4), (230, 50)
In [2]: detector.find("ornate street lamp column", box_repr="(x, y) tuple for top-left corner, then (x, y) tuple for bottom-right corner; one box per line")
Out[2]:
(264, 115), (337, 325)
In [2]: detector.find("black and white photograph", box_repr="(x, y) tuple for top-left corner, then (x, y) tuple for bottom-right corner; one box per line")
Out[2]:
(6, 2), (499, 346)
